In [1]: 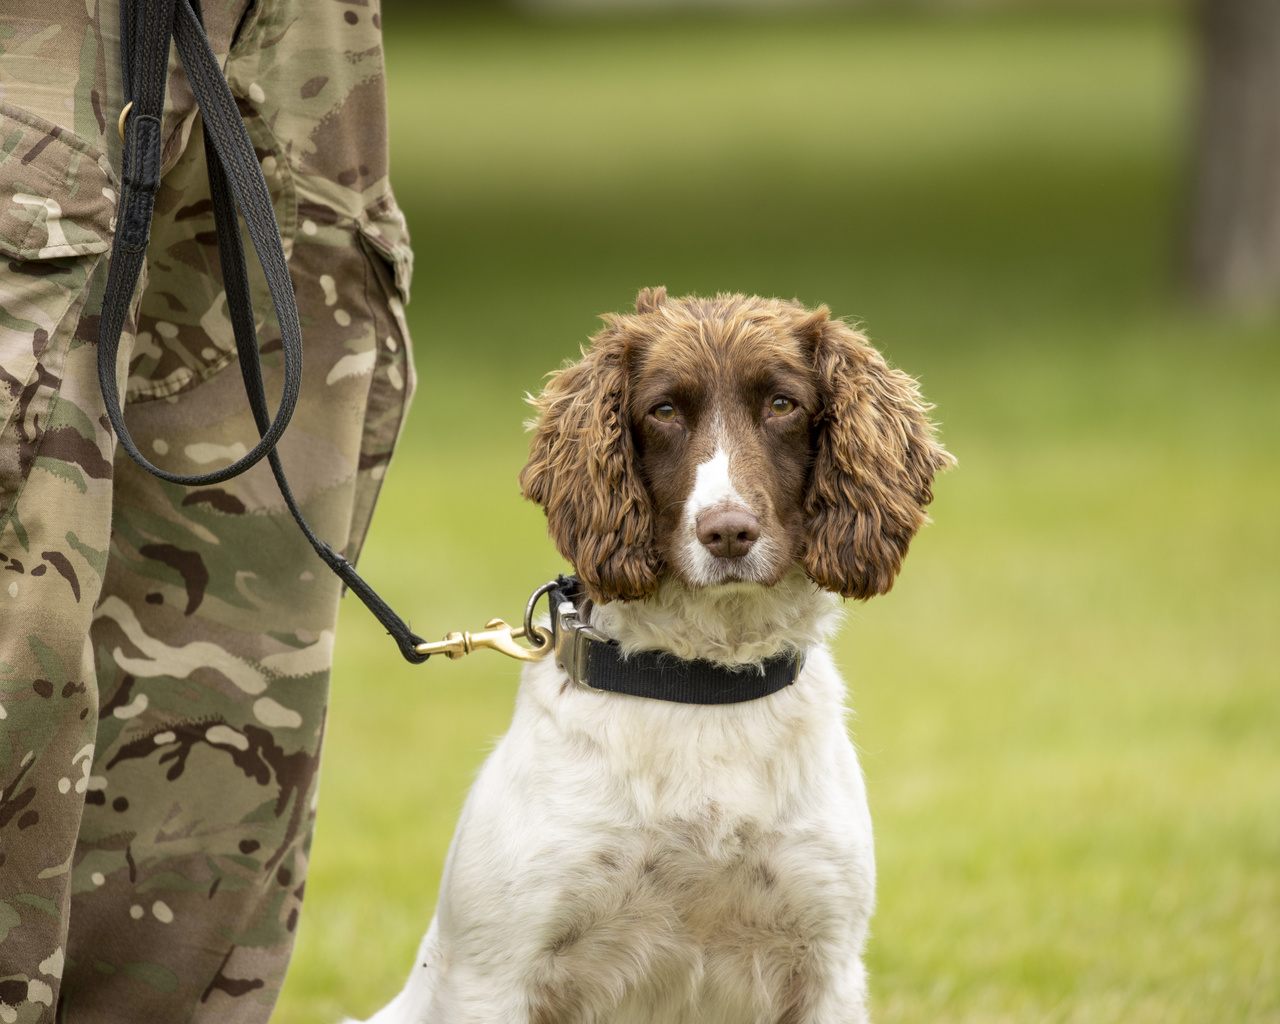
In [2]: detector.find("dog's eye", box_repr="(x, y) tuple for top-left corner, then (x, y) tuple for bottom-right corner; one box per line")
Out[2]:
(769, 396), (795, 417)
(652, 403), (677, 423)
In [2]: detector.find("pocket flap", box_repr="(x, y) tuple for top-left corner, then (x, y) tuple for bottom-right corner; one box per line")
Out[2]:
(0, 104), (115, 261)
(358, 191), (413, 306)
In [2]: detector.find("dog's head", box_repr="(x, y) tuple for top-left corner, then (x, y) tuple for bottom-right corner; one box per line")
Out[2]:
(519, 288), (954, 605)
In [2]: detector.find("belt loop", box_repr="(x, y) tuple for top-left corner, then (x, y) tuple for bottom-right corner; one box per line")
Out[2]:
(118, 113), (163, 252)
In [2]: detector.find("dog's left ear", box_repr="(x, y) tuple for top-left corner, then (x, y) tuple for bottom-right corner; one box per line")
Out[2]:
(798, 308), (955, 599)
(519, 323), (660, 604)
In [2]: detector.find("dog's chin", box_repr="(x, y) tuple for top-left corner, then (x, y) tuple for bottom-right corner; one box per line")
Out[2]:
(591, 563), (838, 666)
(668, 541), (794, 592)
(679, 568), (780, 594)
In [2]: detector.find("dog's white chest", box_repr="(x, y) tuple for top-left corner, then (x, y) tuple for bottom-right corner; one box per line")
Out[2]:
(522, 809), (872, 1023)
(383, 650), (876, 1024)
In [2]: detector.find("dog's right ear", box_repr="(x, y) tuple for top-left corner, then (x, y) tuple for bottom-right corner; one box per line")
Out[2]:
(519, 324), (660, 604)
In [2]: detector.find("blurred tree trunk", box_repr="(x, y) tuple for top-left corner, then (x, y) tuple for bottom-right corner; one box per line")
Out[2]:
(1184, 0), (1280, 312)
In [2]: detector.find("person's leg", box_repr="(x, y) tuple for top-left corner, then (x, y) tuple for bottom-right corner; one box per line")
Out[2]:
(0, 7), (133, 1018)
(0, 250), (122, 1024)
(57, 1), (414, 1018)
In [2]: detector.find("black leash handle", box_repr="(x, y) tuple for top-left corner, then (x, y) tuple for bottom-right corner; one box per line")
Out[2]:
(102, 0), (429, 663)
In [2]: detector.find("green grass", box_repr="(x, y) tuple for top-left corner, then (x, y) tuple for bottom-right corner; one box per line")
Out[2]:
(272, 8), (1280, 1023)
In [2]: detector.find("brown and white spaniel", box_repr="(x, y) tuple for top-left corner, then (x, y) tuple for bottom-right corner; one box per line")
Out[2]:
(355, 289), (952, 1024)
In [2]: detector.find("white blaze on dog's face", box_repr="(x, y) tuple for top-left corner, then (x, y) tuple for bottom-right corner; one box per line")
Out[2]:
(682, 440), (756, 585)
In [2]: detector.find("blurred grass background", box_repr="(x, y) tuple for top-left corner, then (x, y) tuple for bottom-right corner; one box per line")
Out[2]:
(273, 6), (1279, 1023)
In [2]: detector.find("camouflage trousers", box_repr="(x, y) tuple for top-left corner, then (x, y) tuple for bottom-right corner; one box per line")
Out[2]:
(0, 1), (414, 1020)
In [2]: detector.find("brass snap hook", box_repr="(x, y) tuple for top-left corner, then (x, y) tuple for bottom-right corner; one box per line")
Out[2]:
(415, 619), (553, 663)
(118, 101), (133, 142)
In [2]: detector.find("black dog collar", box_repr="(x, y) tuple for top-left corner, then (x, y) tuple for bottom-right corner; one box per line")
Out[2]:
(544, 577), (804, 705)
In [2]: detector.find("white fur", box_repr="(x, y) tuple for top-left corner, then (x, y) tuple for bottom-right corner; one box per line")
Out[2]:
(354, 573), (876, 1024)
(593, 570), (839, 667)
(687, 447), (742, 514)
(679, 441), (781, 589)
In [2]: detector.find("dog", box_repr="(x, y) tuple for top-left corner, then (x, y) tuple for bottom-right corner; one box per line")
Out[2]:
(356, 289), (952, 1024)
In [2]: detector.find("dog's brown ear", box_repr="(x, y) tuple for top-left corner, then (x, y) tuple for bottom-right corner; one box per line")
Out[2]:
(634, 286), (668, 314)
(519, 325), (660, 603)
(800, 310), (954, 599)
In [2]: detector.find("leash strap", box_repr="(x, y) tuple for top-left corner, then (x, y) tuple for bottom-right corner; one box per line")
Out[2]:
(544, 577), (804, 704)
(102, 0), (430, 663)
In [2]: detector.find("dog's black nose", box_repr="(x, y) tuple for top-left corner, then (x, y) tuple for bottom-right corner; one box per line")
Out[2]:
(696, 508), (761, 559)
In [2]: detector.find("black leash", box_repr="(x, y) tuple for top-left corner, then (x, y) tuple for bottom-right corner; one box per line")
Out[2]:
(103, 0), (805, 695)
(103, 0), (430, 662)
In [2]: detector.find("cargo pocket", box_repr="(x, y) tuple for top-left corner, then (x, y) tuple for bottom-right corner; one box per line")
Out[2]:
(357, 191), (413, 313)
(0, 104), (115, 264)
(357, 188), (414, 391)
(346, 190), (415, 565)
(0, 104), (117, 511)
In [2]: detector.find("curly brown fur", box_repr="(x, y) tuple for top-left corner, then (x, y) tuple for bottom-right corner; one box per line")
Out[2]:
(799, 307), (956, 599)
(518, 314), (661, 603)
(520, 289), (953, 604)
